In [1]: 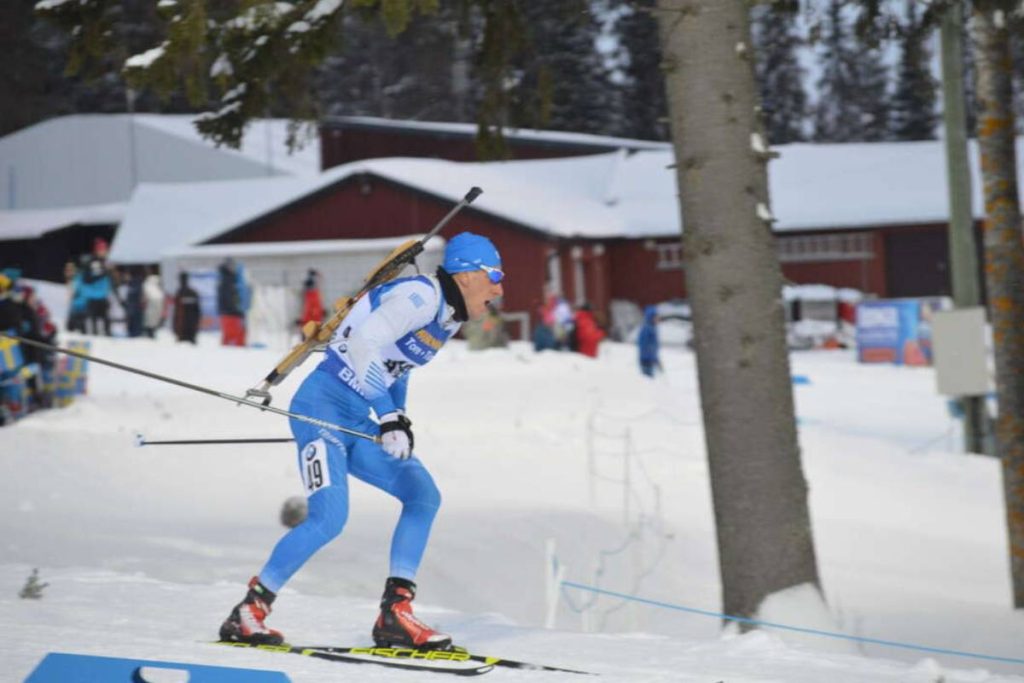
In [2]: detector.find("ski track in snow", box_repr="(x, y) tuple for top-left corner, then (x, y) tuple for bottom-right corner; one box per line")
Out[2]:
(2, 332), (1023, 682)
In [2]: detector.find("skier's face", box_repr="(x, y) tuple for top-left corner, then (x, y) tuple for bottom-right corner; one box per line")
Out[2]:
(456, 270), (504, 320)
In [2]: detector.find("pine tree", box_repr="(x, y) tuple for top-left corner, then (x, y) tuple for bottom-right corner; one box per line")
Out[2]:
(973, 1), (1024, 609)
(615, 0), (668, 140)
(316, 5), (462, 122)
(855, 45), (891, 141)
(1, 0), (60, 135)
(513, 1), (617, 136)
(813, 0), (890, 142)
(813, 0), (863, 141)
(656, 0), (822, 627)
(751, 2), (808, 144)
(891, 1), (937, 141)
(1010, 21), (1024, 132)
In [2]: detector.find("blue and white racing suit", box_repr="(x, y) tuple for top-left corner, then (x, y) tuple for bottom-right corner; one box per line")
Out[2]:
(258, 274), (462, 591)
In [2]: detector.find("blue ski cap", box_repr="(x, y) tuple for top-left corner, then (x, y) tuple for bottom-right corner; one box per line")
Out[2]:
(443, 232), (502, 274)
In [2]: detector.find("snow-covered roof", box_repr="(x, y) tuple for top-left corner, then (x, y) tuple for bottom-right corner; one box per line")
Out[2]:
(331, 115), (672, 151)
(109, 156), (632, 263)
(133, 114), (320, 176)
(110, 136), (1019, 263)
(110, 175), (317, 263)
(164, 234), (443, 259)
(0, 114), (320, 210)
(0, 202), (125, 241)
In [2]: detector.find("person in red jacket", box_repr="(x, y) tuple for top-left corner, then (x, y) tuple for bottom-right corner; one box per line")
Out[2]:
(573, 303), (605, 358)
(298, 269), (325, 332)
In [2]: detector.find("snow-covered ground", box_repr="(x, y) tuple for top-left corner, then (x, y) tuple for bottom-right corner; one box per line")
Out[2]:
(2, 331), (1023, 682)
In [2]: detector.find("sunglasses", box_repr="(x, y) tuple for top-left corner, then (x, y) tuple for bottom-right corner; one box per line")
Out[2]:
(478, 264), (504, 284)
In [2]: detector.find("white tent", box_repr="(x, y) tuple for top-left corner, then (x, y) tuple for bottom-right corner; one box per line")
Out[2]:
(0, 114), (319, 211)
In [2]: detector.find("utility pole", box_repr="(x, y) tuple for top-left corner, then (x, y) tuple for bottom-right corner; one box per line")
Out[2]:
(940, 1), (986, 454)
(126, 87), (139, 191)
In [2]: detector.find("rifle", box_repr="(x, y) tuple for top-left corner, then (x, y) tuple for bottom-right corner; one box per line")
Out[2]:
(244, 186), (483, 405)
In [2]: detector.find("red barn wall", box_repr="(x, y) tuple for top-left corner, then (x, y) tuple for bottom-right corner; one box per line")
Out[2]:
(606, 239), (687, 305)
(779, 230), (888, 296)
(211, 177), (555, 324)
(206, 175), (970, 340)
(550, 243), (615, 326)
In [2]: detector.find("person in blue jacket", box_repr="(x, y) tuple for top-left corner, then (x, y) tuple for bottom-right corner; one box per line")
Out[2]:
(77, 239), (113, 336)
(638, 305), (661, 378)
(220, 232), (505, 651)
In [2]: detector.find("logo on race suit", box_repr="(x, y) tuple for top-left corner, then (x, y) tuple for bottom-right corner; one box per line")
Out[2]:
(415, 330), (443, 350)
(399, 324), (449, 364)
(302, 441), (319, 461)
(337, 365), (365, 396)
(402, 336), (437, 363)
(384, 359), (415, 378)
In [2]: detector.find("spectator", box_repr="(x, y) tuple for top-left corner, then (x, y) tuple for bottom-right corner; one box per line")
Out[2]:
(298, 269), (325, 333)
(18, 284), (57, 408)
(125, 267), (146, 338)
(0, 273), (20, 333)
(217, 259), (245, 346)
(542, 294), (575, 350)
(465, 304), (508, 351)
(78, 238), (113, 336)
(573, 303), (605, 358)
(64, 261), (87, 333)
(637, 305), (661, 378)
(235, 261), (253, 340)
(532, 304), (557, 352)
(173, 272), (201, 344)
(143, 267), (167, 338)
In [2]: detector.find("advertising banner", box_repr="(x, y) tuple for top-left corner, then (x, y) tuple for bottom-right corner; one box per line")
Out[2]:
(856, 298), (945, 365)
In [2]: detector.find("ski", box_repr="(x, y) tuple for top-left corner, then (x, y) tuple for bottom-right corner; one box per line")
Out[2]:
(215, 641), (596, 676)
(215, 641), (494, 676)
(306, 644), (596, 676)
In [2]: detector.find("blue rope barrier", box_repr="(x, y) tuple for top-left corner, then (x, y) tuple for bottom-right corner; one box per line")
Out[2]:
(560, 581), (1024, 667)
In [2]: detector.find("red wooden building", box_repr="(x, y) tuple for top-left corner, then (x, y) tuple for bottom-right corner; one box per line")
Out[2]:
(112, 118), (988, 335)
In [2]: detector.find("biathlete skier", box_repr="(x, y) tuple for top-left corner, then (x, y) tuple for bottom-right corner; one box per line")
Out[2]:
(219, 232), (504, 650)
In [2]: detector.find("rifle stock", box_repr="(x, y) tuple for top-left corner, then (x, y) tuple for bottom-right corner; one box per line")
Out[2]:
(245, 186), (482, 405)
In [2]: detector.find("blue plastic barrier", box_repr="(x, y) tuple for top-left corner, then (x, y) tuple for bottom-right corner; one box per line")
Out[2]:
(24, 652), (291, 682)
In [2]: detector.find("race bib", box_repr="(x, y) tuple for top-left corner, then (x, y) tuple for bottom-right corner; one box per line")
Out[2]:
(300, 438), (332, 495)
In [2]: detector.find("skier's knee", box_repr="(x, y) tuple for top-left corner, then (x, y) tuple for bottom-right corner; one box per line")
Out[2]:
(305, 486), (348, 543)
(416, 478), (441, 512)
(395, 467), (441, 511)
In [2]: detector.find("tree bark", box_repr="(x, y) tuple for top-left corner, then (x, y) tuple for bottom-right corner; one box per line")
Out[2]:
(654, 0), (820, 622)
(972, 7), (1024, 608)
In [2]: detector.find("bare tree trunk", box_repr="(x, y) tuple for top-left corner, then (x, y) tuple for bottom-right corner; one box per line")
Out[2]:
(655, 0), (820, 622)
(972, 7), (1024, 608)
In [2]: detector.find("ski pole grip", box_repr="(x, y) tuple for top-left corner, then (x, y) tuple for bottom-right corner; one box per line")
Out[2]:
(466, 187), (483, 203)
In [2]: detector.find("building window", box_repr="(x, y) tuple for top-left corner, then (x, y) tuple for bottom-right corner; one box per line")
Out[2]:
(776, 232), (874, 263)
(655, 242), (684, 270)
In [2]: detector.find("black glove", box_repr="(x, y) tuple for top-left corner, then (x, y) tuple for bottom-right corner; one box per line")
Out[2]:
(379, 411), (414, 459)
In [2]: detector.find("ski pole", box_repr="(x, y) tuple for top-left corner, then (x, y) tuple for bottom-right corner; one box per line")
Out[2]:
(1, 333), (379, 443)
(135, 434), (295, 447)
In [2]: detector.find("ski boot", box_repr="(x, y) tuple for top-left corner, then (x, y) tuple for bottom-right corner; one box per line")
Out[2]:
(219, 576), (285, 646)
(372, 577), (452, 650)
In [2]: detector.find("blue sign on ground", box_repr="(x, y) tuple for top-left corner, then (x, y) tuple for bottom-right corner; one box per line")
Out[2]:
(856, 298), (939, 366)
(25, 652), (291, 683)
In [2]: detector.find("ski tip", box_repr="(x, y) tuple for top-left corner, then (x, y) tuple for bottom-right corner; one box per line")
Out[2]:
(134, 433), (145, 448)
